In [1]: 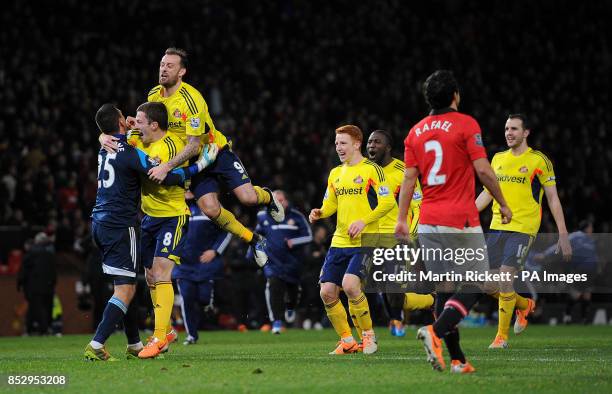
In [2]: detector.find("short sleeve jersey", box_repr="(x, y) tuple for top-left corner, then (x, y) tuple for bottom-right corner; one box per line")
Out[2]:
(404, 108), (487, 229)
(488, 148), (556, 235)
(147, 82), (229, 148)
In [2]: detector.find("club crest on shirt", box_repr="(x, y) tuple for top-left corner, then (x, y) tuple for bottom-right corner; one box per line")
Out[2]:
(173, 108), (181, 118)
(288, 219), (295, 226)
(519, 166), (528, 173)
(148, 156), (161, 166)
(353, 175), (364, 184)
(190, 117), (201, 128)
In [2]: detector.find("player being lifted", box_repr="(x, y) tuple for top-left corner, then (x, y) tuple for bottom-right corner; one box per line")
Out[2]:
(476, 113), (572, 349)
(366, 130), (434, 337)
(86, 103), (209, 361)
(100, 47), (282, 266)
(309, 125), (395, 355)
(395, 70), (511, 373)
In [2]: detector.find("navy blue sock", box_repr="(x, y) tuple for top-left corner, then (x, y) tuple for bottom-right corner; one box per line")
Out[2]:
(124, 302), (140, 345)
(93, 297), (127, 344)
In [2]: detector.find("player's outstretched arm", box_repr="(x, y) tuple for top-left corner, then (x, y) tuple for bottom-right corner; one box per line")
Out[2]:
(128, 147), (198, 186)
(395, 166), (418, 240)
(544, 184), (572, 261)
(473, 158), (512, 224)
(148, 136), (202, 183)
(475, 189), (494, 212)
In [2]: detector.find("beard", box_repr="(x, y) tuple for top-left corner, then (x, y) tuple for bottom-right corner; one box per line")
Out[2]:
(160, 73), (179, 88)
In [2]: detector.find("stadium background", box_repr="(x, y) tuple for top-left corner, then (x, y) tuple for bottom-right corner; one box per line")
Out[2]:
(0, 0), (611, 335)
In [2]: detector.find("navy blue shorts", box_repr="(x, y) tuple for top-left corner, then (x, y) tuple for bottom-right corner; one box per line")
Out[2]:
(141, 214), (189, 268)
(92, 221), (139, 278)
(486, 230), (534, 269)
(319, 247), (367, 286)
(190, 147), (252, 199)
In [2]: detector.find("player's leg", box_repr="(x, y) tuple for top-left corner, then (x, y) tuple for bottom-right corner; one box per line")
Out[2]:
(344, 250), (377, 354)
(123, 301), (142, 359)
(382, 293), (405, 337)
(86, 281), (136, 361)
(178, 278), (199, 344)
(139, 216), (187, 358)
(494, 233), (535, 345)
(320, 248), (357, 354)
(405, 292), (435, 312)
(416, 225), (486, 372)
(266, 276), (286, 334)
(139, 256), (175, 358)
(284, 281), (300, 324)
(424, 283), (482, 372)
(232, 183), (284, 222)
(221, 150), (284, 222)
(86, 223), (138, 361)
(195, 191), (268, 266)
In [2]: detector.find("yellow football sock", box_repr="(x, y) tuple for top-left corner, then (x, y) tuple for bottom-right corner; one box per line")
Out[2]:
(253, 186), (271, 205)
(348, 293), (373, 332)
(149, 285), (157, 306)
(497, 292), (517, 340)
(515, 294), (530, 310)
(348, 314), (363, 340)
(148, 285), (173, 334)
(404, 293), (434, 311)
(213, 207), (253, 243)
(153, 281), (174, 342)
(325, 299), (352, 339)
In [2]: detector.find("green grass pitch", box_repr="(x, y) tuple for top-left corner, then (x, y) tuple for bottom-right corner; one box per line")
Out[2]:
(1, 326), (611, 393)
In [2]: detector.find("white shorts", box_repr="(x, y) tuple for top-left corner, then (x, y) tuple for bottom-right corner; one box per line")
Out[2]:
(418, 224), (490, 275)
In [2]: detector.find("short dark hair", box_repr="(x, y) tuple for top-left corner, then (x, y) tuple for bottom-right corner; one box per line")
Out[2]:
(371, 129), (393, 147)
(165, 47), (188, 69)
(137, 102), (168, 131)
(508, 113), (530, 130)
(423, 70), (459, 110)
(95, 103), (121, 134)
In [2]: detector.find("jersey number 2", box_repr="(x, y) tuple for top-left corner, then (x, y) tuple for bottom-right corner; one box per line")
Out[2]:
(424, 140), (446, 185)
(97, 153), (117, 189)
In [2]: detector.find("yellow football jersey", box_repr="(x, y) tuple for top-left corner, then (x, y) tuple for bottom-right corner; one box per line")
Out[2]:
(147, 81), (229, 149)
(129, 131), (190, 218)
(378, 158), (422, 237)
(488, 148), (556, 235)
(320, 158), (395, 248)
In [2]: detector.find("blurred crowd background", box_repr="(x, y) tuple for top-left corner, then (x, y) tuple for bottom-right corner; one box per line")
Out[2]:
(1, 0), (611, 334)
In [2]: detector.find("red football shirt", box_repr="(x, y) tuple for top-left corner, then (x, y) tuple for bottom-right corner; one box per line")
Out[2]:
(404, 109), (487, 229)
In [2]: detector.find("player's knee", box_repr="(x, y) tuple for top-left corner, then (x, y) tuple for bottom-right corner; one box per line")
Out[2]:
(319, 286), (338, 304)
(198, 196), (221, 218)
(235, 185), (258, 206)
(341, 276), (361, 299)
(342, 285), (361, 300)
(145, 270), (155, 286)
(114, 284), (136, 304)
